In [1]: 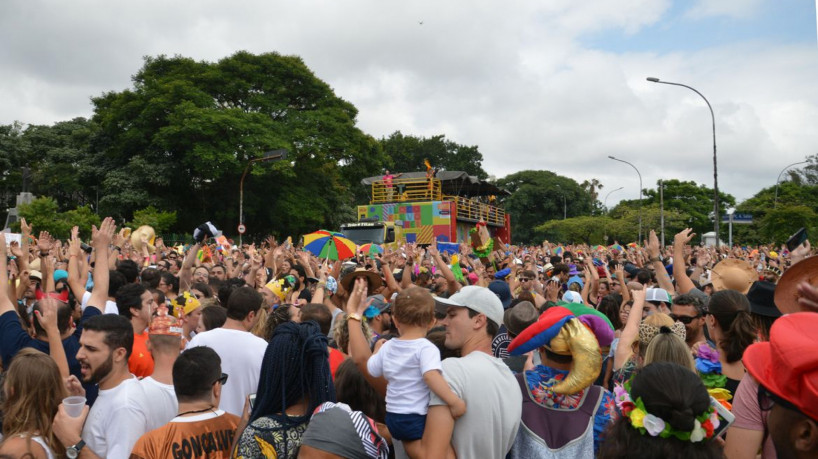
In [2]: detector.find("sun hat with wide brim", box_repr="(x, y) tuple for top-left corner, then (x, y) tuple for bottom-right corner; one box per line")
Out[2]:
(743, 313), (818, 422)
(774, 256), (818, 314)
(340, 268), (382, 296)
(711, 258), (757, 294)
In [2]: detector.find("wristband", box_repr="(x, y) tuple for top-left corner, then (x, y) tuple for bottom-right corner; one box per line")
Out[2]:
(649, 256), (661, 263)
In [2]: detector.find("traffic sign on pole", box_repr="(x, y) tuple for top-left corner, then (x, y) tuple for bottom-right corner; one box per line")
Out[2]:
(237, 224), (246, 234)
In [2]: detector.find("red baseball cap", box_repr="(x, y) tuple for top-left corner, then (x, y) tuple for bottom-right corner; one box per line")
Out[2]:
(743, 312), (818, 422)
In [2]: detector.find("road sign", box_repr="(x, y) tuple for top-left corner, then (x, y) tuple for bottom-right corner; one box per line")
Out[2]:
(722, 213), (753, 224)
(237, 224), (246, 234)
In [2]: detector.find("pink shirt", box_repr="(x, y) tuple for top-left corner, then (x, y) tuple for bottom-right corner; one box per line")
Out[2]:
(731, 374), (776, 458)
(383, 174), (394, 187)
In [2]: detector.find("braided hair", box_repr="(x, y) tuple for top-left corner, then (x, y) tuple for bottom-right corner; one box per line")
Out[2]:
(250, 320), (335, 427)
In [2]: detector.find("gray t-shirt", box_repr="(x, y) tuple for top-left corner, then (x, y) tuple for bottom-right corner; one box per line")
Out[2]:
(429, 351), (522, 458)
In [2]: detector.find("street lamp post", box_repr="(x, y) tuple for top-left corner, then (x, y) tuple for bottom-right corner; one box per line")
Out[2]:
(774, 160), (809, 208)
(603, 186), (624, 212)
(608, 156), (643, 243)
(647, 77), (719, 244)
(239, 149), (288, 246)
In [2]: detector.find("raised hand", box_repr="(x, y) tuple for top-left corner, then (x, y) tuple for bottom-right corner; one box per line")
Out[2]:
(38, 231), (54, 253)
(20, 218), (32, 236)
(647, 230), (660, 259)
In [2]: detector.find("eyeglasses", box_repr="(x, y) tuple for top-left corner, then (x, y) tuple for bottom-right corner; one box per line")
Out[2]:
(213, 373), (228, 386)
(518, 278), (531, 282)
(669, 314), (701, 325)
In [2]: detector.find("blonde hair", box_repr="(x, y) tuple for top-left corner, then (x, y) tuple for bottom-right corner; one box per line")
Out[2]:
(637, 313), (683, 357)
(250, 307), (269, 339)
(644, 332), (696, 371)
(2, 348), (67, 456)
(333, 313), (373, 354)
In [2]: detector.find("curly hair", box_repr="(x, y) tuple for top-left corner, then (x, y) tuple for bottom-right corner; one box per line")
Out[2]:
(332, 313), (373, 354)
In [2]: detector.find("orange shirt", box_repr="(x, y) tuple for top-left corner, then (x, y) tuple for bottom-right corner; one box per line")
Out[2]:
(130, 411), (239, 459)
(128, 332), (154, 378)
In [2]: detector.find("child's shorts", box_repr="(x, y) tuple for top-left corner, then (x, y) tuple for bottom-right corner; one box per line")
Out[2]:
(385, 411), (427, 441)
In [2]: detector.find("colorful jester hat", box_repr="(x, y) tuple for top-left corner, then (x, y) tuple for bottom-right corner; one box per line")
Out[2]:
(507, 306), (614, 395)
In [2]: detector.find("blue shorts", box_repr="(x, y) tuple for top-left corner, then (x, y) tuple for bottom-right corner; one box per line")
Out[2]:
(385, 412), (427, 441)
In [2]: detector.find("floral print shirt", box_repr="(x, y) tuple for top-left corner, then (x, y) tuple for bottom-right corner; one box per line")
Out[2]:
(524, 365), (617, 454)
(233, 415), (308, 458)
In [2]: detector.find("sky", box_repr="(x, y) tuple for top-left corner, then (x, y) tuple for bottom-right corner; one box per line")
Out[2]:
(1, 0), (817, 207)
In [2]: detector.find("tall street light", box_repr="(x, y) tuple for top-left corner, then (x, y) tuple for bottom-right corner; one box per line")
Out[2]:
(603, 186), (624, 212)
(608, 156), (643, 243)
(774, 160), (808, 208)
(239, 149), (288, 245)
(647, 77), (719, 244)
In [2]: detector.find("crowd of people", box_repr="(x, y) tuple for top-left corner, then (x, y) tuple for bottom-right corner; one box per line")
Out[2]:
(0, 216), (817, 458)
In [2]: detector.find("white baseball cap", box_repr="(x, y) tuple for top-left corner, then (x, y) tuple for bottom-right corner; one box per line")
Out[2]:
(436, 286), (504, 327)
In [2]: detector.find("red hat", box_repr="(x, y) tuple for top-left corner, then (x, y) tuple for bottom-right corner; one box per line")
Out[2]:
(743, 312), (818, 422)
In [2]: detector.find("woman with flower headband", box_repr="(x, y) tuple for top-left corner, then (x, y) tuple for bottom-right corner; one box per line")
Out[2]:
(601, 362), (722, 458)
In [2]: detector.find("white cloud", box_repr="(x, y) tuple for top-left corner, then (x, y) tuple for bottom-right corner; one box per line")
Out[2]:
(0, 0), (815, 209)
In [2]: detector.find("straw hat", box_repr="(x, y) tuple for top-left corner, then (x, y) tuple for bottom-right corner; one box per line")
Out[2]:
(774, 256), (818, 315)
(340, 268), (382, 296)
(711, 258), (757, 294)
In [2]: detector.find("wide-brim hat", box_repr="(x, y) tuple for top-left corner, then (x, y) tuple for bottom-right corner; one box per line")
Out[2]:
(711, 258), (757, 294)
(340, 268), (382, 296)
(746, 281), (781, 318)
(774, 256), (818, 314)
(743, 313), (818, 422)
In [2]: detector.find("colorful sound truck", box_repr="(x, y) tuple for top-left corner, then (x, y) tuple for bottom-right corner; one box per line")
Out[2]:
(340, 171), (511, 246)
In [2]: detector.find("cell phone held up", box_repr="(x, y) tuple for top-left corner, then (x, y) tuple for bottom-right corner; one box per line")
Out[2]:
(786, 227), (808, 252)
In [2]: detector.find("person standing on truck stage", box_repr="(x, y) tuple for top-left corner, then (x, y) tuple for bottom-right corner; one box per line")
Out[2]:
(383, 170), (402, 202)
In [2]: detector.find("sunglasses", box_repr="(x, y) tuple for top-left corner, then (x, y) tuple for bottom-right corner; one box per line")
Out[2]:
(669, 314), (701, 325)
(518, 278), (531, 282)
(212, 373), (228, 386)
(757, 385), (804, 417)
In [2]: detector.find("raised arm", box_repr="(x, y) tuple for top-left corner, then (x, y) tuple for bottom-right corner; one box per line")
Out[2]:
(345, 277), (387, 397)
(672, 229), (697, 295)
(179, 242), (200, 292)
(36, 298), (70, 379)
(87, 218), (115, 311)
(429, 247), (460, 295)
(615, 288), (645, 371)
(647, 230), (675, 296)
(0, 233), (14, 316)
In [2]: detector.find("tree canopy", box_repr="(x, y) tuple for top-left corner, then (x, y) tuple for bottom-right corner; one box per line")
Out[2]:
(379, 131), (488, 179)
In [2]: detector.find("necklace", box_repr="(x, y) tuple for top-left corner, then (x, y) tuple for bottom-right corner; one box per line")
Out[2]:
(176, 406), (215, 417)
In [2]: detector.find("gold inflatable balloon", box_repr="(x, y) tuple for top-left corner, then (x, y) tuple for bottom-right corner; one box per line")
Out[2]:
(131, 225), (156, 254)
(548, 318), (602, 395)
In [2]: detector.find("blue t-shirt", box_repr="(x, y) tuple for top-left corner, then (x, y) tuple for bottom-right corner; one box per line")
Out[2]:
(0, 304), (101, 403)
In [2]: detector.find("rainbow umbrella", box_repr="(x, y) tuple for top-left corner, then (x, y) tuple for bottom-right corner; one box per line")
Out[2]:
(358, 243), (383, 257)
(609, 243), (624, 252)
(302, 230), (357, 261)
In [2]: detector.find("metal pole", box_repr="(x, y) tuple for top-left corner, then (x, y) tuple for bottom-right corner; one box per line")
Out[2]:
(647, 78), (718, 245)
(239, 164), (251, 247)
(774, 160), (809, 208)
(608, 156), (643, 243)
(729, 212), (733, 248)
(603, 186), (624, 213)
(659, 180), (664, 248)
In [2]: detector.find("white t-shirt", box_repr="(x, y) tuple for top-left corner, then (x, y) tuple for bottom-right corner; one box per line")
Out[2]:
(429, 352), (522, 459)
(81, 290), (119, 315)
(185, 328), (268, 416)
(82, 376), (148, 459)
(139, 376), (178, 431)
(367, 338), (442, 415)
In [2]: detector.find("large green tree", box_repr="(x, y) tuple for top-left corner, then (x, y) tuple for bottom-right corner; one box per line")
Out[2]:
(497, 170), (592, 244)
(634, 179), (735, 240)
(89, 51), (386, 238)
(379, 131), (488, 179)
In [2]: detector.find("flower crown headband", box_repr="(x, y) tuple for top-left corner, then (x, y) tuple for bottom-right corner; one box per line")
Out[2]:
(613, 382), (718, 442)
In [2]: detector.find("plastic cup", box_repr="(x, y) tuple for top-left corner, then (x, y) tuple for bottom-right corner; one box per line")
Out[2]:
(63, 396), (86, 418)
